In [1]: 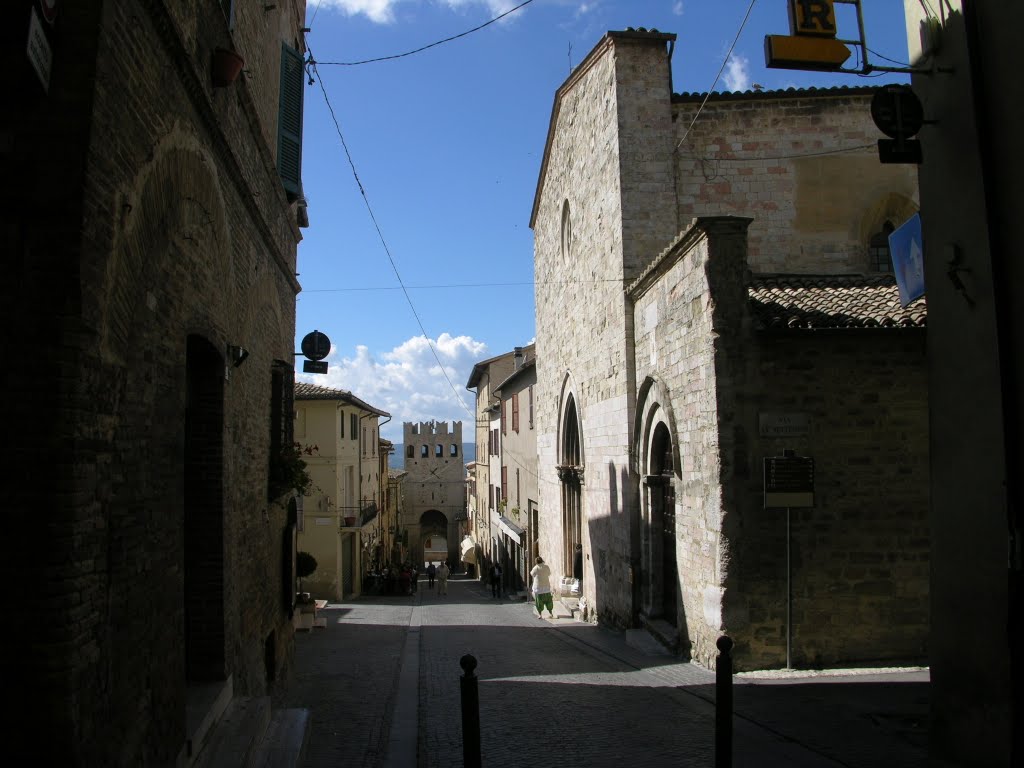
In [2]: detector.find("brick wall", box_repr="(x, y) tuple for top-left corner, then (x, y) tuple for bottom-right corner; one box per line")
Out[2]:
(672, 90), (919, 273)
(1, 0), (306, 763)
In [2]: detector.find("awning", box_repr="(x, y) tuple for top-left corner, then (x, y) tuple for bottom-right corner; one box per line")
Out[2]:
(497, 515), (525, 545)
(460, 536), (477, 563)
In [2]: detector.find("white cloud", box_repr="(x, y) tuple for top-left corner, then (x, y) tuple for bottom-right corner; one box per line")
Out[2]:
(297, 333), (488, 441)
(672, 1), (684, 15)
(442, 0), (526, 15)
(319, 0), (402, 24)
(723, 53), (750, 92)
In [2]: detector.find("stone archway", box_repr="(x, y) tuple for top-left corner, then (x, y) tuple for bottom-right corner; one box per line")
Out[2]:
(419, 509), (449, 566)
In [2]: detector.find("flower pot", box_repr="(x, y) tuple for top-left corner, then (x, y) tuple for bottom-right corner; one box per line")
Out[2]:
(212, 48), (244, 87)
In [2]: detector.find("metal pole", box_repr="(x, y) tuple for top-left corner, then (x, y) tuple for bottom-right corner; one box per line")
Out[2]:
(460, 654), (481, 768)
(786, 506), (792, 669)
(715, 635), (733, 768)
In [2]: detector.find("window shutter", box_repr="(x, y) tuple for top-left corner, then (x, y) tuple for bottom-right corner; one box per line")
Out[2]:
(501, 398), (507, 435)
(528, 385), (534, 429)
(278, 43), (304, 201)
(512, 393), (519, 433)
(501, 466), (507, 502)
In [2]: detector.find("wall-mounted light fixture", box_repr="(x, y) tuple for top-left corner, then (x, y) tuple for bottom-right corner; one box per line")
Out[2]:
(227, 344), (249, 368)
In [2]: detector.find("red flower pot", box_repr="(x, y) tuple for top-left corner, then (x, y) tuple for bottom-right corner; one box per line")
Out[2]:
(212, 48), (244, 87)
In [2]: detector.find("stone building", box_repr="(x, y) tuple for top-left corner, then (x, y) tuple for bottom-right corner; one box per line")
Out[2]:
(466, 351), (519, 574)
(401, 421), (466, 568)
(1, 1), (309, 763)
(532, 29), (927, 670)
(901, 2), (1022, 764)
(293, 383), (389, 601)
(493, 346), (538, 593)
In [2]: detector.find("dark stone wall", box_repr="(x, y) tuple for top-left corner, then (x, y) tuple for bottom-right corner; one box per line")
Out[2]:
(0, 1), (305, 763)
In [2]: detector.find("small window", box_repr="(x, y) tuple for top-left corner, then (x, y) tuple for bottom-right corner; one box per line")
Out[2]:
(435, 444), (443, 457)
(339, 410), (345, 438)
(869, 221), (895, 273)
(450, 443), (458, 457)
(421, 445), (429, 458)
(407, 445), (414, 458)
(350, 413), (358, 440)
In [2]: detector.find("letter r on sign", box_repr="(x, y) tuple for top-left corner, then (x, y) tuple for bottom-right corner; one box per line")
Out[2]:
(789, 0), (837, 38)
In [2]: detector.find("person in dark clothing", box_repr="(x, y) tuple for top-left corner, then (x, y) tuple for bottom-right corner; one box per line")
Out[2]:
(490, 563), (503, 598)
(573, 543), (583, 585)
(427, 561), (437, 589)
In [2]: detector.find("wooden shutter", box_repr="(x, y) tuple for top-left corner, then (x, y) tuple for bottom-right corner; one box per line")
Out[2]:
(501, 398), (507, 435)
(278, 43), (304, 200)
(501, 466), (507, 502)
(528, 385), (534, 429)
(512, 393), (519, 433)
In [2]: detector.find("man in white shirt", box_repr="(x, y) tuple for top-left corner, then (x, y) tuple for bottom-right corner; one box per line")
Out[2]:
(530, 556), (555, 619)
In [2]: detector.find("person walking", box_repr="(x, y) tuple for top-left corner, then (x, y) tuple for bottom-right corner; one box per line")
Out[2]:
(410, 563), (418, 594)
(427, 561), (436, 589)
(490, 563), (503, 598)
(437, 560), (450, 596)
(531, 556), (555, 619)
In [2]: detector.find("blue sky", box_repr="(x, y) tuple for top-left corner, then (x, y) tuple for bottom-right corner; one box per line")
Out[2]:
(295, 0), (911, 442)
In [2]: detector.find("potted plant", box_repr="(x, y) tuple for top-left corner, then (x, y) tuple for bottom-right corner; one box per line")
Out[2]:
(296, 550), (318, 594)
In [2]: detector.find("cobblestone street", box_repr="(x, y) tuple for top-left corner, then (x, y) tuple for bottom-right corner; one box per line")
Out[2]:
(275, 575), (930, 767)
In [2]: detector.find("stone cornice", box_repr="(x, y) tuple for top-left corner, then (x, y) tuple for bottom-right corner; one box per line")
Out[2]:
(626, 216), (753, 301)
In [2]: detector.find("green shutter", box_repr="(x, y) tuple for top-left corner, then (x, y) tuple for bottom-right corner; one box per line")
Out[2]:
(278, 42), (304, 201)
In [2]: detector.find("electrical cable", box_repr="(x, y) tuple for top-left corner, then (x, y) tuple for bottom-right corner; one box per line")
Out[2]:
(307, 49), (474, 419)
(314, 0), (535, 66)
(676, 0), (758, 150)
(866, 46), (912, 68)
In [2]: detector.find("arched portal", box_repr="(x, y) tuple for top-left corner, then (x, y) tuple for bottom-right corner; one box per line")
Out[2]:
(650, 423), (677, 624)
(419, 509), (449, 566)
(558, 393), (583, 575)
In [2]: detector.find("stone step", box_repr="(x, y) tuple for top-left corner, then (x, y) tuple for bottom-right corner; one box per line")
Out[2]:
(193, 696), (271, 768)
(252, 709), (311, 768)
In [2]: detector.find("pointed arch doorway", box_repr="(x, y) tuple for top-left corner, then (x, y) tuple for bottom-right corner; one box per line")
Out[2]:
(558, 394), (583, 577)
(648, 423), (677, 625)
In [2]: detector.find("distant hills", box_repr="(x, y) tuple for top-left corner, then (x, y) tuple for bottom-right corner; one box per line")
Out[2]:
(388, 443), (476, 470)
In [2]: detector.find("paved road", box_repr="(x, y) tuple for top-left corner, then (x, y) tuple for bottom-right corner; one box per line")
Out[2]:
(275, 575), (929, 767)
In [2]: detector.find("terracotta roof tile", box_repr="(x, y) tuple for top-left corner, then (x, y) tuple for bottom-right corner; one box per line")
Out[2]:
(749, 275), (927, 330)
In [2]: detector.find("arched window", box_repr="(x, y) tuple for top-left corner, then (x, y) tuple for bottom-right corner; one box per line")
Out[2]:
(435, 444), (443, 457)
(450, 443), (458, 457)
(561, 199), (572, 261)
(406, 445), (414, 459)
(869, 221), (895, 273)
(420, 444), (429, 458)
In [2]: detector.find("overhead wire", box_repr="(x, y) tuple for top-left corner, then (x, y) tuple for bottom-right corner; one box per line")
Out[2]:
(306, 47), (474, 419)
(676, 0), (758, 150)
(313, 0), (535, 66)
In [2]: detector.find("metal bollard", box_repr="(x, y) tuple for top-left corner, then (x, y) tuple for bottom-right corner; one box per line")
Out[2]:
(460, 654), (482, 768)
(715, 635), (733, 768)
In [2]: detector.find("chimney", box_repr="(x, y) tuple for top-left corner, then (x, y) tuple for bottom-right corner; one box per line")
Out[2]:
(513, 347), (523, 370)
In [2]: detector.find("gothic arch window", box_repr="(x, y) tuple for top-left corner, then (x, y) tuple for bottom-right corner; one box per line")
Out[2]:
(869, 220), (895, 273)
(561, 199), (572, 261)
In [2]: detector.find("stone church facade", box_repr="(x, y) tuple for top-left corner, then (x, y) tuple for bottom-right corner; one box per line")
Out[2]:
(532, 29), (928, 670)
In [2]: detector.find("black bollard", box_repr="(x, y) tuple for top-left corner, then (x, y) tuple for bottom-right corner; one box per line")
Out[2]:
(715, 635), (733, 768)
(460, 654), (482, 768)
